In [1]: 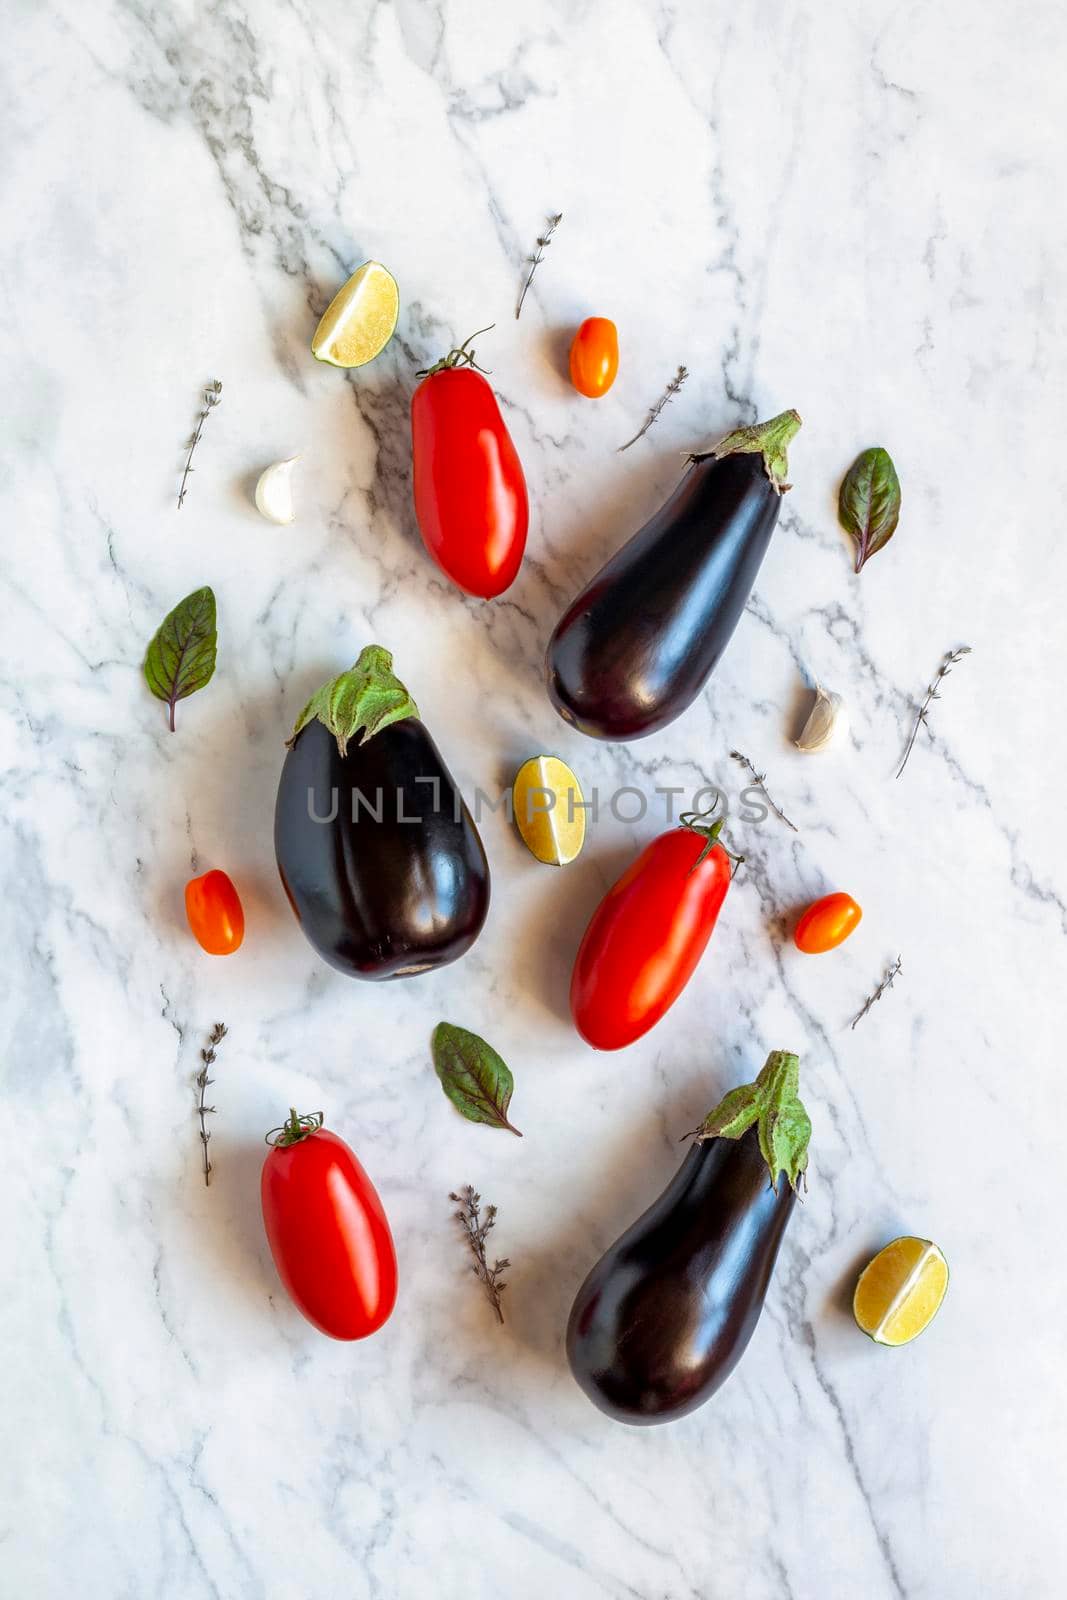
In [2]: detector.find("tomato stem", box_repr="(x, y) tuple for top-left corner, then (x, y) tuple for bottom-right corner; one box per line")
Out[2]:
(679, 806), (745, 873)
(417, 325), (495, 380)
(265, 1109), (325, 1148)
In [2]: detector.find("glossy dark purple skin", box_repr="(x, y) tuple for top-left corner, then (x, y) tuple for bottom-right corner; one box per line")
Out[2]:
(566, 1126), (796, 1425)
(546, 452), (782, 740)
(274, 717), (489, 980)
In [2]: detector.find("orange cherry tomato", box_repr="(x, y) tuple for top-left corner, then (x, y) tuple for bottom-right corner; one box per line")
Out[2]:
(569, 317), (619, 399)
(794, 892), (862, 954)
(185, 869), (245, 955)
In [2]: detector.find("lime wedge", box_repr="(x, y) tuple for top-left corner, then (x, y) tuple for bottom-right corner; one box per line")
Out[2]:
(853, 1236), (949, 1346)
(311, 261), (399, 369)
(513, 756), (586, 866)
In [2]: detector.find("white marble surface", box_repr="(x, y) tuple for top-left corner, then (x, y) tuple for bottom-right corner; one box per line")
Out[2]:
(3, 2), (1066, 1596)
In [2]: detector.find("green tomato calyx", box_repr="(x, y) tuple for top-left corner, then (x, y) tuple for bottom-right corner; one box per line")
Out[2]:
(265, 1109), (325, 1148)
(417, 325), (495, 380)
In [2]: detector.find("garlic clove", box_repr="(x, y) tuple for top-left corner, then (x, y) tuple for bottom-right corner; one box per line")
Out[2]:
(254, 456), (300, 524)
(796, 685), (848, 753)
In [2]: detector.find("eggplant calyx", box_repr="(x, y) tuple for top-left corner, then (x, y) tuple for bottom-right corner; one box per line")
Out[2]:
(416, 325), (495, 380)
(286, 645), (420, 756)
(688, 1049), (811, 1192)
(678, 807), (745, 873)
(692, 409), (802, 494)
(265, 1108), (324, 1148)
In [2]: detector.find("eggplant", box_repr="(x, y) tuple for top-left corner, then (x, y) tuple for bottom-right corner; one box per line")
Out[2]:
(274, 646), (489, 980)
(546, 411), (801, 740)
(566, 1050), (810, 1425)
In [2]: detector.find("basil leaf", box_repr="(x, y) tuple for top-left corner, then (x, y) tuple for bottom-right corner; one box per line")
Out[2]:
(838, 447), (901, 573)
(143, 586), (217, 732)
(432, 1023), (522, 1136)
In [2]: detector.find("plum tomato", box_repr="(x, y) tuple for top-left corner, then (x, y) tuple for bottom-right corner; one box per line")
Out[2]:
(185, 868), (244, 955)
(261, 1111), (398, 1340)
(569, 316), (619, 399)
(794, 892), (862, 954)
(570, 817), (734, 1049)
(410, 329), (529, 598)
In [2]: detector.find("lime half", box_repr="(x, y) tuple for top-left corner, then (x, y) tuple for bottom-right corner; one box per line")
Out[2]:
(853, 1236), (949, 1347)
(513, 756), (586, 866)
(312, 261), (399, 368)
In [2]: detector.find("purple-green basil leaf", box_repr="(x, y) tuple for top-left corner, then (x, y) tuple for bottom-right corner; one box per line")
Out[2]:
(432, 1022), (522, 1136)
(838, 447), (901, 573)
(143, 585), (217, 732)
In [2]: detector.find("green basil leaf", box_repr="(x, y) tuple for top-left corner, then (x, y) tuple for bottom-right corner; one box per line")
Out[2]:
(432, 1022), (522, 1136)
(838, 447), (901, 573)
(143, 586), (217, 732)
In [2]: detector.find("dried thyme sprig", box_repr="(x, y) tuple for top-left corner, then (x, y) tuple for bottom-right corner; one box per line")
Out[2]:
(178, 380), (223, 509)
(515, 212), (563, 320)
(618, 365), (689, 451)
(730, 750), (799, 832)
(850, 957), (902, 1029)
(195, 1022), (227, 1185)
(449, 1186), (509, 1325)
(896, 646), (972, 778)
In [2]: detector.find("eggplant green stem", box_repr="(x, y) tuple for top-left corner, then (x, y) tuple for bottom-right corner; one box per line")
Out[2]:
(287, 645), (419, 757)
(689, 1050), (811, 1191)
(693, 409), (802, 493)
